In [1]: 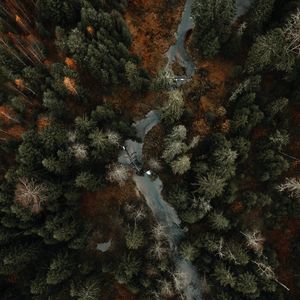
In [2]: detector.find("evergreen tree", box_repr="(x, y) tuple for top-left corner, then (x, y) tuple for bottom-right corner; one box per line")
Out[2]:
(235, 272), (258, 295)
(179, 241), (198, 262)
(161, 90), (185, 124)
(46, 252), (73, 285)
(246, 29), (295, 73)
(192, 0), (236, 57)
(214, 263), (236, 288)
(170, 155), (191, 175)
(209, 212), (230, 231)
(195, 172), (226, 199)
(125, 225), (144, 250)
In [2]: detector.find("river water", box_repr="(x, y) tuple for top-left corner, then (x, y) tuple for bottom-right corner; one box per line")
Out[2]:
(116, 1), (254, 299)
(118, 111), (202, 300)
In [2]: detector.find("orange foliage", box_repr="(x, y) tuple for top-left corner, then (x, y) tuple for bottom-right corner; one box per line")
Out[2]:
(7, 125), (25, 139)
(65, 57), (77, 70)
(125, 0), (185, 74)
(63, 77), (77, 95)
(15, 14), (21, 24)
(0, 106), (16, 124)
(220, 119), (230, 133)
(14, 78), (25, 91)
(86, 25), (95, 35)
(193, 119), (210, 138)
(37, 116), (51, 132)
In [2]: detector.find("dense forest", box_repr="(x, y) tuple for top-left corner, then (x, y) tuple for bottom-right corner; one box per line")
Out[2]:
(0, 0), (299, 299)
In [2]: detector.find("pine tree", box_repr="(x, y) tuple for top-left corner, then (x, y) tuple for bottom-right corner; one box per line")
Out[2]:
(115, 254), (141, 284)
(209, 212), (230, 231)
(46, 252), (73, 285)
(170, 155), (191, 175)
(125, 225), (144, 250)
(179, 241), (198, 262)
(246, 0), (276, 37)
(195, 172), (226, 199)
(162, 125), (188, 162)
(70, 277), (101, 300)
(192, 0), (236, 57)
(106, 164), (129, 186)
(235, 272), (258, 295)
(246, 29), (295, 73)
(161, 89), (185, 124)
(214, 263), (236, 288)
(75, 172), (100, 191)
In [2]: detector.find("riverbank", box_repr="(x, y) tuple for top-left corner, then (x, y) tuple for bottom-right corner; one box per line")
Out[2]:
(125, 0), (185, 75)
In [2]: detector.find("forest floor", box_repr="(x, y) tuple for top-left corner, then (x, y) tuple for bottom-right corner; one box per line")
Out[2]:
(82, 1), (186, 299)
(106, 0), (186, 121)
(124, 0), (185, 75)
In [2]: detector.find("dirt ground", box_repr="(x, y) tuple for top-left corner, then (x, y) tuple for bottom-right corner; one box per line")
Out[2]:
(125, 0), (185, 75)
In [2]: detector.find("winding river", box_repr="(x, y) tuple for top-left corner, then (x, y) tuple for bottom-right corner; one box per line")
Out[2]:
(116, 1), (254, 299)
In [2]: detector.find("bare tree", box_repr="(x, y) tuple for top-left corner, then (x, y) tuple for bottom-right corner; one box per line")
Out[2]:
(150, 241), (168, 260)
(283, 9), (300, 56)
(277, 177), (300, 199)
(159, 279), (175, 298)
(199, 275), (211, 295)
(15, 178), (48, 213)
(132, 207), (146, 222)
(252, 260), (290, 291)
(172, 270), (189, 292)
(216, 238), (225, 259)
(151, 223), (167, 240)
(241, 230), (265, 253)
(106, 164), (130, 186)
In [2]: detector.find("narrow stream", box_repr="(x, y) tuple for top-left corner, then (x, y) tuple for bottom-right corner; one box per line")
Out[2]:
(116, 1), (254, 299)
(118, 111), (202, 300)
(166, 0), (196, 79)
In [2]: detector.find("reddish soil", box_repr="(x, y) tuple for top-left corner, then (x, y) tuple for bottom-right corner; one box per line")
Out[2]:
(185, 56), (235, 138)
(115, 283), (136, 300)
(269, 219), (300, 295)
(81, 181), (138, 220)
(0, 106), (25, 139)
(106, 88), (161, 120)
(125, 0), (185, 75)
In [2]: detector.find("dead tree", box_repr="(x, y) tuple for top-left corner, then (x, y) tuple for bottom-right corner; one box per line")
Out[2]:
(15, 178), (48, 213)
(252, 260), (290, 291)
(284, 9), (300, 56)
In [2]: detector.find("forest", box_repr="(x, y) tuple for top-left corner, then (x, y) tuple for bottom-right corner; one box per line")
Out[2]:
(0, 0), (299, 299)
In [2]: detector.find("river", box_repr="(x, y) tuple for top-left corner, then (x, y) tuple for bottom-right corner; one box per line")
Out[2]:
(116, 1), (254, 299)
